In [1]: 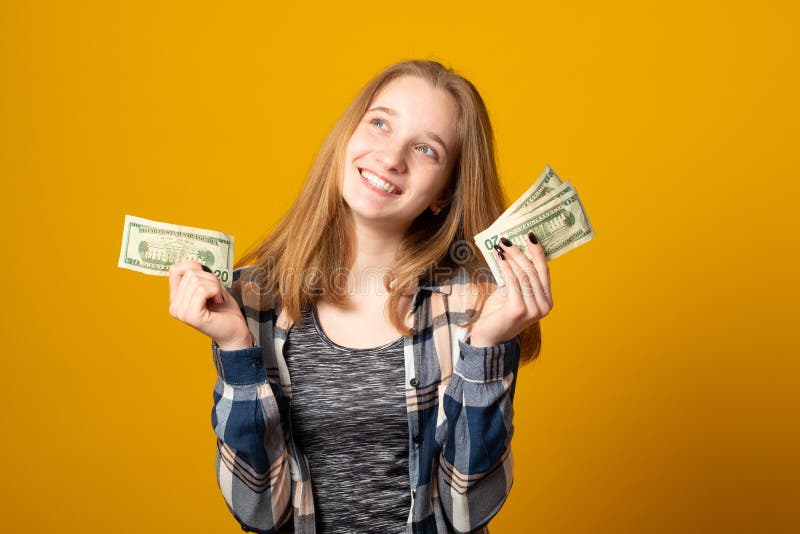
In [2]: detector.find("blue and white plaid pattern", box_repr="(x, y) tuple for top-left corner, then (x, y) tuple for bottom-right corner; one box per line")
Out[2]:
(211, 266), (521, 533)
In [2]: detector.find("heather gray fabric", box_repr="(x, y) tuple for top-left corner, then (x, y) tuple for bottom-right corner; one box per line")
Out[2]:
(282, 305), (410, 533)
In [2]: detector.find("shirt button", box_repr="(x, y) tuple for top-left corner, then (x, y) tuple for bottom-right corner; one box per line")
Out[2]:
(410, 378), (420, 388)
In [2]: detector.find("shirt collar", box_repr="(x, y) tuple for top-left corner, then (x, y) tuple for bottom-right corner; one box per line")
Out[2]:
(408, 279), (451, 316)
(416, 280), (451, 295)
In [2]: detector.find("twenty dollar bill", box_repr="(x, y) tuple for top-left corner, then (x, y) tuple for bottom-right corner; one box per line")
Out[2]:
(474, 165), (595, 285)
(118, 214), (235, 287)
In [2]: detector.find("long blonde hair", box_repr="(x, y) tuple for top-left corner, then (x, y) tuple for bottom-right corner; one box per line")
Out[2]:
(236, 60), (541, 363)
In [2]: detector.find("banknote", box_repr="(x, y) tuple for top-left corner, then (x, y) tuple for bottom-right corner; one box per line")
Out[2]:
(118, 214), (235, 287)
(474, 167), (594, 285)
(493, 164), (564, 223)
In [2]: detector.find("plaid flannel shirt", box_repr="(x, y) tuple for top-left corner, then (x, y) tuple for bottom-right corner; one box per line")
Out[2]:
(211, 266), (521, 533)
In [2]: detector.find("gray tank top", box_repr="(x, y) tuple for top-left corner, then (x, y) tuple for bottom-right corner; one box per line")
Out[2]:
(283, 304), (410, 533)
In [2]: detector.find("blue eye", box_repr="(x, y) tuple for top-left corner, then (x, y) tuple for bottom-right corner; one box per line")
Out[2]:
(371, 118), (387, 130)
(416, 145), (436, 158)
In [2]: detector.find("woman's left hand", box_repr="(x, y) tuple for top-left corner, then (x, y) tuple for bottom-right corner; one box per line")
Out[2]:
(469, 234), (553, 347)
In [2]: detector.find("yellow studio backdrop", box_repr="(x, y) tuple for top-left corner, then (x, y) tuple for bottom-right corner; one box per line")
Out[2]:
(2, 0), (798, 532)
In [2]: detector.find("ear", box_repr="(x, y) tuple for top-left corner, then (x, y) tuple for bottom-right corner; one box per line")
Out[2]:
(430, 202), (442, 215)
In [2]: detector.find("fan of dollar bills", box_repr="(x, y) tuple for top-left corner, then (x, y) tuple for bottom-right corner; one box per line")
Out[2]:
(473, 165), (595, 286)
(118, 165), (593, 289)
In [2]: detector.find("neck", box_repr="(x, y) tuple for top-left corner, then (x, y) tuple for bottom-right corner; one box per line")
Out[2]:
(348, 215), (408, 296)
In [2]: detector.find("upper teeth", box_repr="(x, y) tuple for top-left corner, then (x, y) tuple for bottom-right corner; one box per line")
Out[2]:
(361, 169), (398, 194)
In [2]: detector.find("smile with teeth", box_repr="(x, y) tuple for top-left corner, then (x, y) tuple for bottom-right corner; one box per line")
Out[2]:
(359, 168), (401, 195)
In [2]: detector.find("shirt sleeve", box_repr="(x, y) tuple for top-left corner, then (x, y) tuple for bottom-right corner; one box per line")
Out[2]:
(210, 269), (293, 533)
(436, 335), (521, 533)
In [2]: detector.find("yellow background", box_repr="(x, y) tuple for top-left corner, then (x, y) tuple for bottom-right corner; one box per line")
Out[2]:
(2, 0), (798, 532)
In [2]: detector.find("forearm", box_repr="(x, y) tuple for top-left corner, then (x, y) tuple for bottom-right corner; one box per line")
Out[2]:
(212, 343), (292, 533)
(436, 337), (520, 532)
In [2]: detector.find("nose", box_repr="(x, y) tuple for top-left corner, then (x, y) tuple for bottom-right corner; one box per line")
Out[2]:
(375, 141), (407, 173)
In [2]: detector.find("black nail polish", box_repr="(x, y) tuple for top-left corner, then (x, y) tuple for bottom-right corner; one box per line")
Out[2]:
(499, 251), (506, 261)
(201, 264), (213, 273)
(527, 232), (538, 244)
(493, 244), (503, 253)
(500, 237), (512, 247)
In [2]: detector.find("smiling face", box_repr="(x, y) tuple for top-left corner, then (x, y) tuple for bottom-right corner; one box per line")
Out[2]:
(341, 75), (460, 232)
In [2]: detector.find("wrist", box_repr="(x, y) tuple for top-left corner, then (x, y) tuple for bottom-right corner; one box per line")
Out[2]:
(468, 329), (499, 348)
(216, 331), (255, 351)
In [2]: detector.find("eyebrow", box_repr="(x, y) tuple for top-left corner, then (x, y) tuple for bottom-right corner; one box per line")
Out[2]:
(366, 106), (450, 158)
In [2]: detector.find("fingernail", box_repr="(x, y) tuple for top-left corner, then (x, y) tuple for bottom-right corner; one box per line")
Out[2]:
(500, 237), (512, 247)
(493, 244), (503, 254)
(527, 232), (538, 244)
(499, 251), (506, 261)
(201, 264), (212, 273)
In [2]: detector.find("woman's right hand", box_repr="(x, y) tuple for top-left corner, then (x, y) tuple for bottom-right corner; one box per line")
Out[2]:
(168, 260), (254, 350)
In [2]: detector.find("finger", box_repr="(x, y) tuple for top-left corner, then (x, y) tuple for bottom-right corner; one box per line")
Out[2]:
(172, 267), (218, 313)
(523, 232), (552, 307)
(176, 276), (223, 325)
(172, 269), (201, 320)
(498, 242), (543, 315)
(209, 281), (225, 306)
(184, 282), (222, 327)
(169, 260), (203, 302)
(198, 277), (225, 306)
(200, 263), (225, 302)
(172, 269), (220, 320)
(500, 238), (549, 312)
(493, 246), (525, 309)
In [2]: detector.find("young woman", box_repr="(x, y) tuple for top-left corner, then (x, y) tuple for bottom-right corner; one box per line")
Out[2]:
(168, 60), (553, 534)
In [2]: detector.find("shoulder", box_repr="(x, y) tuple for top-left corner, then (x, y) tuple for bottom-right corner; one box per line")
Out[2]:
(229, 266), (281, 313)
(434, 266), (496, 318)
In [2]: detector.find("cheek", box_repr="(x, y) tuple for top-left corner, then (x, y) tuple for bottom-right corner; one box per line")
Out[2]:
(345, 129), (371, 159)
(423, 167), (452, 198)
